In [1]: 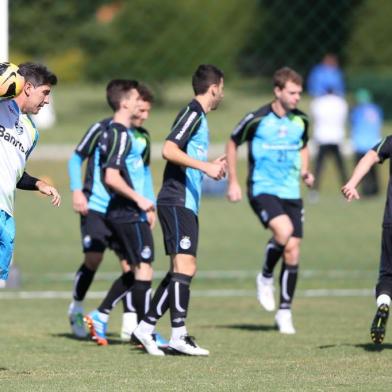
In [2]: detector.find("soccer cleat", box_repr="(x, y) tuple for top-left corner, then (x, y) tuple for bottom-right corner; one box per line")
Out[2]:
(84, 310), (108, 346)
(275, 309), (296, 334)
(120, 312), (138, 342)
(132, 328), (165, 356)
(168, 335), (209, 356)
(370, 304), (390, 344)
(68, 303), (87, 338)
(153, 332), (169, 348)
(256, 273), (276, 312)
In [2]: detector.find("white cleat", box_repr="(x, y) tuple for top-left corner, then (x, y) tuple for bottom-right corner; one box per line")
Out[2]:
(256, 273), (276, 312)
(132, 328), (165, 356)
(120, 312), (138, 342)
(275, 309), (296, 334)
(169, 335), (209, 356)
(68, 303), (87, 338)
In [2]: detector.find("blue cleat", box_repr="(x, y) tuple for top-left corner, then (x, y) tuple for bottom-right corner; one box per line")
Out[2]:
(84, 310), (108, 346)
(153, 332), (169, 348)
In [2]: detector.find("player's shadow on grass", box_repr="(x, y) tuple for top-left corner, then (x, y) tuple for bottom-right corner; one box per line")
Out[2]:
(318, 343), (392, 352)
(52, 332), (125, 345)
(217, 323), (276, 332)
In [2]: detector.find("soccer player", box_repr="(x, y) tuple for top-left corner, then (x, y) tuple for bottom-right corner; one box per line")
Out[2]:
(132, 64), (226, 356)
(84, 79), (160, 346)
(0, 62), (60, 281)
(341, 138), (392, 344)
(226, 67), (314, 334)
(68, 81), (157, 341)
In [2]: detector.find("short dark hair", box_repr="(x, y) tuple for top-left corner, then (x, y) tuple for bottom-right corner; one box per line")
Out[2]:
(192, 64), (224, 95)
(273, 67), (302, 89)
(18, 62), (57, 87)
(106, 79), (139, 111)
(137, 83), (154, 103)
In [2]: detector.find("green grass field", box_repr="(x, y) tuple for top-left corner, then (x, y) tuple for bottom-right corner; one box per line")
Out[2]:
(1, 156), (392, 391)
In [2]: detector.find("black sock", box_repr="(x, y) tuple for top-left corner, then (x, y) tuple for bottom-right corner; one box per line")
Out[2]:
(122, 291), (135, 313)
(98, 271), (135, 315)
(73, 264), (96, 301)
(279, 263), (298, 309)
(262, 238), (285, 278)
(132, 280), (152, 322)
(143, 272), (172, 326)
(169, 273), (192, 328)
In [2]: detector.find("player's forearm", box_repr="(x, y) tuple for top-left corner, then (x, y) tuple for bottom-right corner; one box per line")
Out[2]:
(105, 169), (143, 204)
(347, 150), (379, 187)
(162, 141), (208, 173)
(226, 139), (239, 184)
(300, 146), (311, 175)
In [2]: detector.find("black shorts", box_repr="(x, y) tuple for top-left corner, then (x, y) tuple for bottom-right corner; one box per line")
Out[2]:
(249, 194), (304, 238)
(108, 220), (154, 265)
(80, 210), (115, 253)
(158, 205), (199, 256)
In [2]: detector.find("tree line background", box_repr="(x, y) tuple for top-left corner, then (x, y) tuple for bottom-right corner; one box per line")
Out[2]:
(9, 0), (392, 112)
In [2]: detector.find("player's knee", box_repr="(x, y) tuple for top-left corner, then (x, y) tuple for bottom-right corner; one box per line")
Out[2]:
(134, 262), (153, 281)
(284, 246), (300, 265)
(84, 252), (103, 270)
(275, 226), (294, 245)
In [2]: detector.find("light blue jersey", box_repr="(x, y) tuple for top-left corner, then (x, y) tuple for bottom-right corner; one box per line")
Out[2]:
(231, 103), (308, 199)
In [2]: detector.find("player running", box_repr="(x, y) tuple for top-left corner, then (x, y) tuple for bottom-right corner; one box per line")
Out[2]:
(226, 67), (314, 334)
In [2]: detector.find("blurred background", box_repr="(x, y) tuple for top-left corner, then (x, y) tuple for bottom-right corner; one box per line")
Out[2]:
(4, 0), (392, 145)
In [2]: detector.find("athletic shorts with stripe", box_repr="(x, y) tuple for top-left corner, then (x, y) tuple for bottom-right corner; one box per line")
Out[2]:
(249, 193), (304, 238)
(158, 205), (199, 256)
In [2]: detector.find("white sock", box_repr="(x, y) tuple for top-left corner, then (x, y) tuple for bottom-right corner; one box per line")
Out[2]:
(261, 275), (274, 285)
(171, 326), (187, 341)
(97, 311), (109, 323)
(377, 294), (391, 307)
(137, 320), (155, 335)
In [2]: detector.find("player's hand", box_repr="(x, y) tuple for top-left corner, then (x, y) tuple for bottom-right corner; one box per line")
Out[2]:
(301, 171), (315, 188)
(204, 155), (226, 180)
(36, 181), (61, 207)
(341, 183), (360, 201)
(227, 181), (242, 202)
(72, 190), (88, 215)
(136, 195), (155, 212)
(146, 210), (156, 229)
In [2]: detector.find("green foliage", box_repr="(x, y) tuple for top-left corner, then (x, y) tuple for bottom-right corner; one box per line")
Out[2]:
(80, 0), (258, 82)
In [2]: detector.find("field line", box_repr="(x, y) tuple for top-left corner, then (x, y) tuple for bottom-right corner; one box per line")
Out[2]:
(0, 288), (373, 300)
(36, 269), (376, 282)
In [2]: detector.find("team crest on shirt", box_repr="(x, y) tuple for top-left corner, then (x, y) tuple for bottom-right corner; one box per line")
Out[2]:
(179, 236), (191, 250)
(83, 235), (92, 248)
(14, 121), (23, 135)
(141, 246), (152, 259)
(278, 126), (288, 138)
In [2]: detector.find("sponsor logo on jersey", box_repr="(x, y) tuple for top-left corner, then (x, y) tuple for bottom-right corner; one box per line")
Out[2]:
(179, 236), (191, 250)
(141, 246), (152, 259)
(0, 125), (25, 153)
(278, 126), (288, 138)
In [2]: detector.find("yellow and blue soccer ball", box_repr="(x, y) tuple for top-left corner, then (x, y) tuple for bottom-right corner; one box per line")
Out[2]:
(0, 62), (25, 100)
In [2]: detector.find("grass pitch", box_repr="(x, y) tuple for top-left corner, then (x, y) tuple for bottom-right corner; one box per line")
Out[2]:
(1, 158), (391, 391)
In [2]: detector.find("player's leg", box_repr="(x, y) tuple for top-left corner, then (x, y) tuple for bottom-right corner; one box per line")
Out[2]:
(313, 144), (328, 191)
(68, 211), (109, 338)
(85, 220), (138, 346)
(331, 144), (348, 186)
(371, 228), (392, 344)
(275, 199), (303, 334)
(250, 195), (293, 312)
(0, 210), (16, 282)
